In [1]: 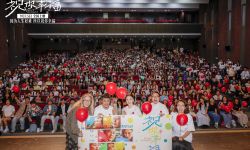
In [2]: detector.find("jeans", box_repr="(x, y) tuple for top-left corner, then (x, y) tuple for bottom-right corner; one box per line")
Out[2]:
(220, 111), (232, 126)
(208, 111), (220, 123)
(11, 117), (25, 132)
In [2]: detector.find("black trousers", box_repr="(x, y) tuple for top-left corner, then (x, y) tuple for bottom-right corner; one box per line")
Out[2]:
(172, 137), (194, 150)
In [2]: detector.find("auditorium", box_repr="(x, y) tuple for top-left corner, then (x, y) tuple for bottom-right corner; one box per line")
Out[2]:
(0, 0), (249, 150)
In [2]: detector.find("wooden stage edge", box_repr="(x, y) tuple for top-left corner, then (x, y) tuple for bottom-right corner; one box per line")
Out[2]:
(1, 129), (250, 139)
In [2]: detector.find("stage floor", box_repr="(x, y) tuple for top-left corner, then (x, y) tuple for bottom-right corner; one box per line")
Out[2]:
(0, 130), (250, 150)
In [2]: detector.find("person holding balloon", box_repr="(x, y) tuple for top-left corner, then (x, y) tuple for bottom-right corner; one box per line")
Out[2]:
(148, 92), (169, 116)
(122, 95), (142, 115)
(218, 97), (236, 128)
(232, 98), (248, 128)
(65, 93), (94, 150)
(172, 100), (195, 150)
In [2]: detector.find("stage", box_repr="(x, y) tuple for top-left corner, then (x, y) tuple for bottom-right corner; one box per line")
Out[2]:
(1, 129), (250, 150)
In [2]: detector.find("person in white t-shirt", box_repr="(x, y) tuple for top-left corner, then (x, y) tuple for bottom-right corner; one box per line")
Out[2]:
(122, 95), (141, 115)
(1, 100), (15, 133)
(172, 100), (195, 150)
(94, 94), (116, 116)
(148, 92), (169, 116)
(241, 68), (250, 80)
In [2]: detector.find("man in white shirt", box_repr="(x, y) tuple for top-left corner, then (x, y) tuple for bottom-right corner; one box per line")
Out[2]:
(2, 100), (15, 133)
(94, 94), (115, 116)
(149, 92), (169, 116)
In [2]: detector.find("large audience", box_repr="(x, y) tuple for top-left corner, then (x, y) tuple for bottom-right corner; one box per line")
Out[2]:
(0, 48), (249, 134)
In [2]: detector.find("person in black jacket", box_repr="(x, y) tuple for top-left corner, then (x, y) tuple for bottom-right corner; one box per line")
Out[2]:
(55, 99), (68, 132)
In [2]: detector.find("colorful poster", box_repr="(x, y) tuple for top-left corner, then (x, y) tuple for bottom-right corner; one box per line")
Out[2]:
(78, 115), (172, 150)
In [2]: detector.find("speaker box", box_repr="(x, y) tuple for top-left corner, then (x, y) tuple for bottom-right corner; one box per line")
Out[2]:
(225, 45), (231, 51)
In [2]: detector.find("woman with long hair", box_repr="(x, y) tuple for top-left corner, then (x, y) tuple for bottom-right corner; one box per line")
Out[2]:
(122, 95), (141, 115)
(172, 100), (195, 150)
(196, 98), (210, 127)
(65, 93), (94, 150)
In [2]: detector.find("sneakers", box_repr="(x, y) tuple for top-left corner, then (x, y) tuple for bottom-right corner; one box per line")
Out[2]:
(51, 130), (56, 134)
(37, 128), (40, 133)
(225, 124), (231, 128)
(40, 127), (44, 132)
(0, 126), (3, 132)
(25, 129), (29, 132)
(3, 128), (9, 133)
(244, 124), (248, 128)
(214, 123), (219, 129)
(231, 120), (237, 128)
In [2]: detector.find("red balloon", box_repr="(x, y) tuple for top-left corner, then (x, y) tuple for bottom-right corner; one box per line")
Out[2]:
(224, 79), (229, 84)
(12, 85), (20, 93)
(167, 100), (173, 107)
(242, 101), (248, 107)
(191, 100), (198, 107)
(247, 87), (250, 93)
(218, 83), (222, 88)
(77, 75), (80, 80)
(207, 93), (212, 99)
(221, 87), (227, 93)
(195, 85), (200, 91)
(141, 102), (152, 114)
(234, 85), (240, 91)
(50, 76), (56, 82)
(54, 69), (58, 73)
(220, 103), (225, 110)
(168, 95), (174, 101)
(63, 63), (68, 67)
(205, 82), (210, 87)
(176, 114), (188, 126)
(21, 83), (27, 88)
(106, 82), (117, 95)
(224, 106), (231, 113)
(228, 102), (234, 109)
(116, 87), (127, 99)
(76, 108), (89, 122)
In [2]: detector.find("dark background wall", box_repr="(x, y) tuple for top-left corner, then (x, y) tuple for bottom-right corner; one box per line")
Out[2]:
(0, 0), (9, 72)
(199, 0), (250, 67)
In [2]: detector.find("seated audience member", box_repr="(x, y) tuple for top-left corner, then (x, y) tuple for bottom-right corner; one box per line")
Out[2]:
(149, 92), (169, 116)
(25, 101), (43, 132)
(172, 100), (195, 150)
(219, 97), (236, 128)
(1, 100), (15, 133)
(11, 97), (30, 132)
(207, 99), (220, 128)
(196, 98), (210, 127)
(55, 99), (68, 132)
(40, 100), (57, 133)
(232, 98), (248, 128)
(94, 94), (116, 116)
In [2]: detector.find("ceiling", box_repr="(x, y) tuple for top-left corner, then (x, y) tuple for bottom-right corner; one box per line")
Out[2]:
(28, 0), (209, 10)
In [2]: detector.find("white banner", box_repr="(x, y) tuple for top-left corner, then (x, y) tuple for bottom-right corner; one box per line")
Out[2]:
(78, 115), (172, 150)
